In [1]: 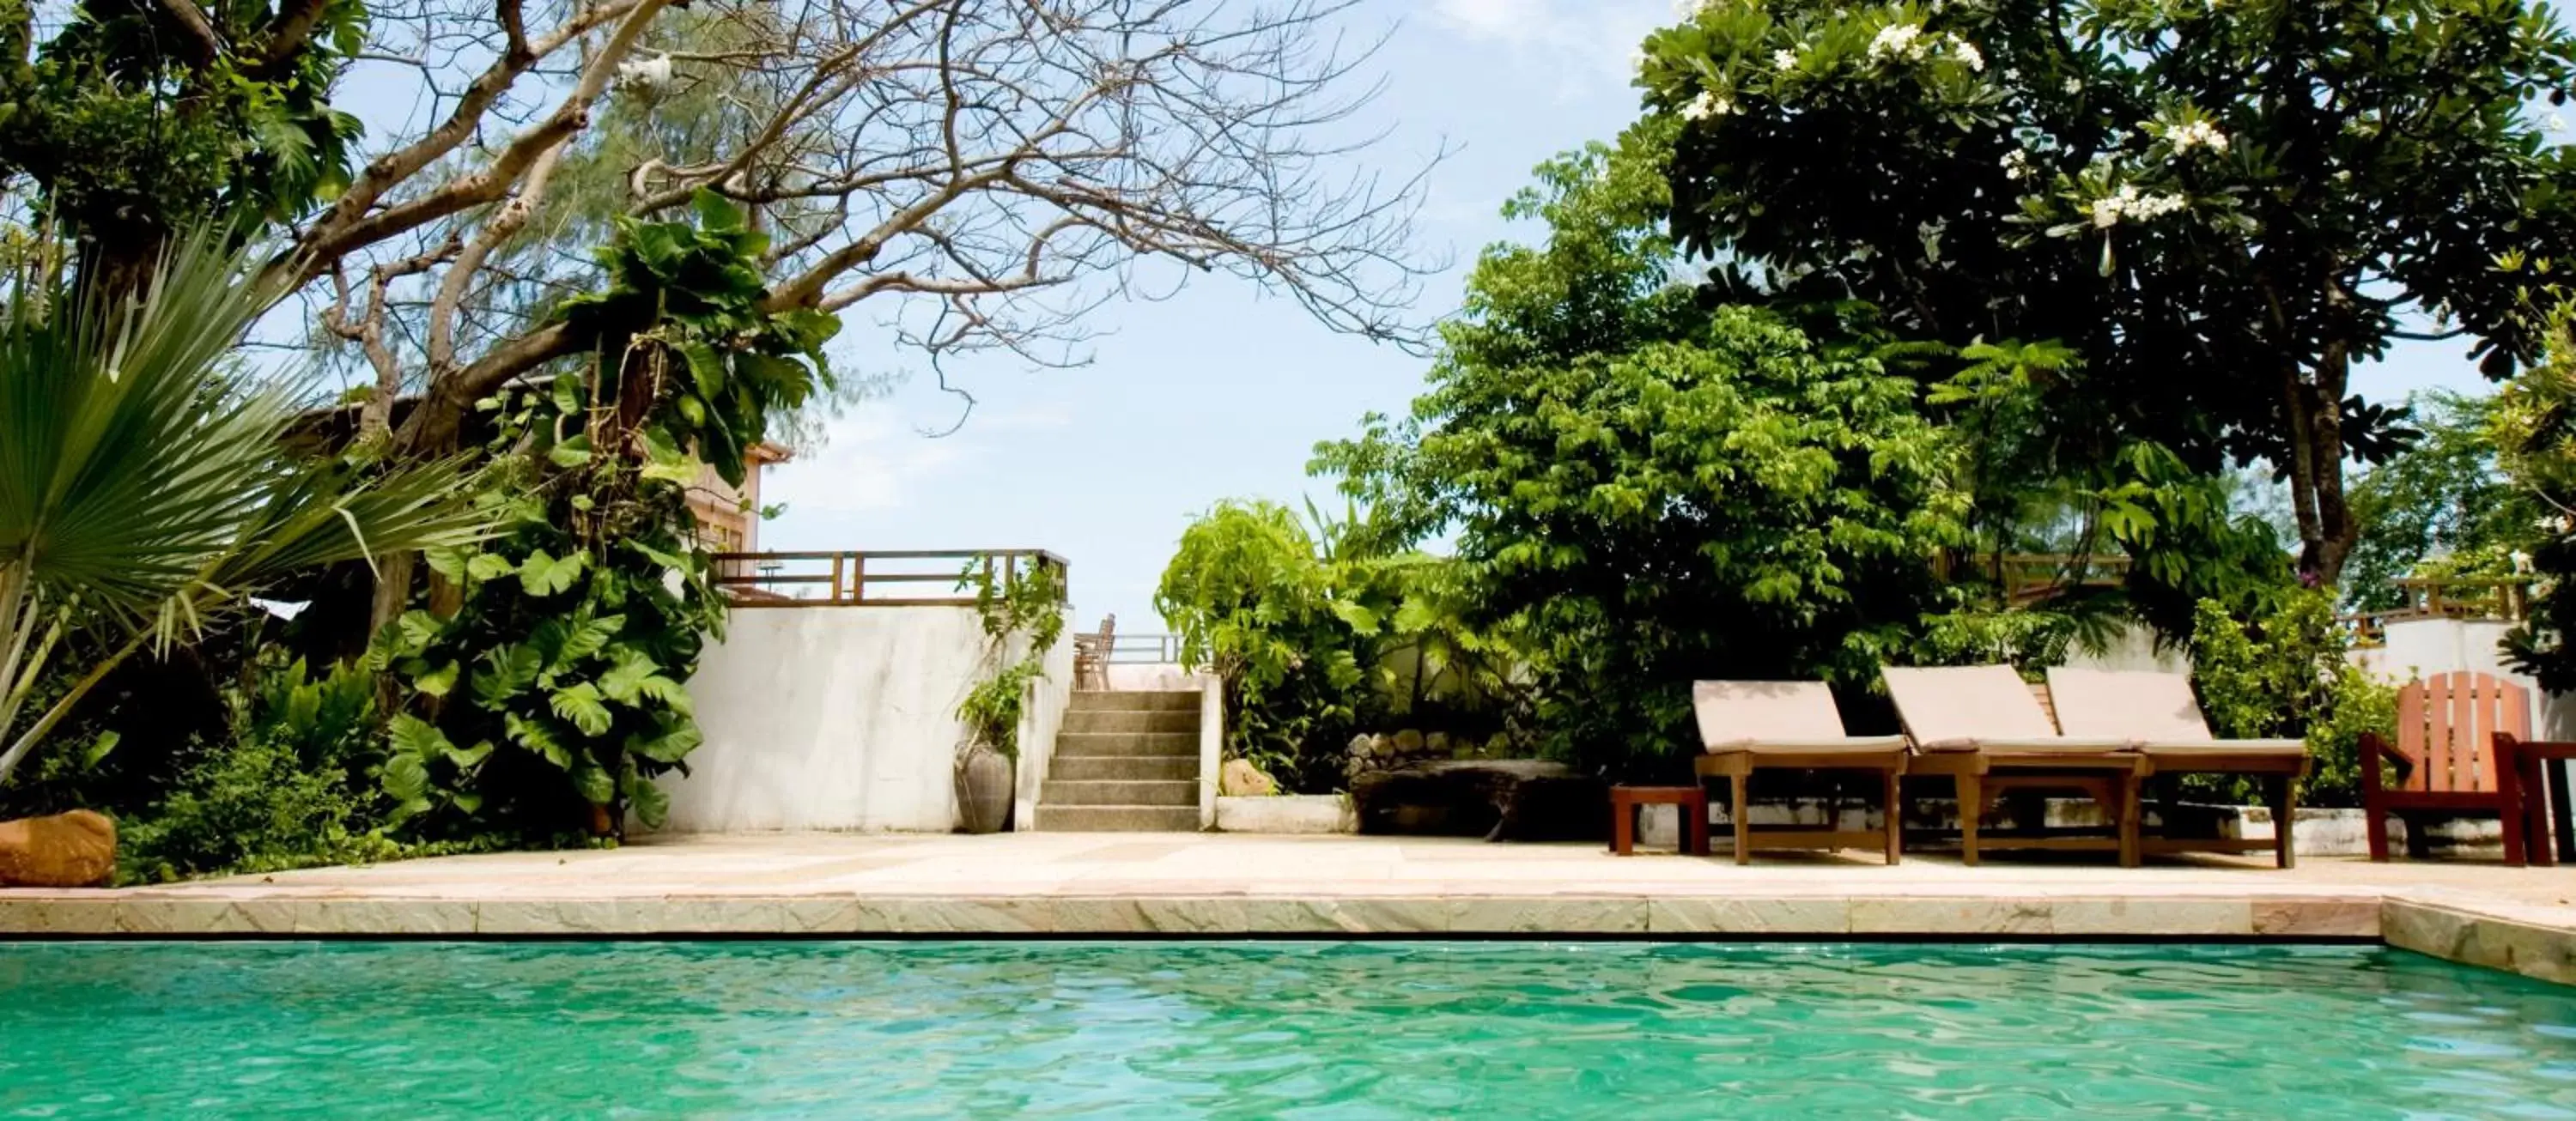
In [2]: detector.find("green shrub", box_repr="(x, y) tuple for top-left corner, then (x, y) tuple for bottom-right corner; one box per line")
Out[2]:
(1156, 500), (1369, 791)
(118, 659), (405, 883)
(2187, 591), (2390, 808)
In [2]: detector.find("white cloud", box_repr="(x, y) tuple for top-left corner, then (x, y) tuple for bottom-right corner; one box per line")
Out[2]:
(762, 409), (970, 517)
(1425, 0), (1668, 85)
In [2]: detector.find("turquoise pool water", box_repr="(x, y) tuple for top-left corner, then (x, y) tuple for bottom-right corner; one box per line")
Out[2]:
(0, 942), (2570, 1118)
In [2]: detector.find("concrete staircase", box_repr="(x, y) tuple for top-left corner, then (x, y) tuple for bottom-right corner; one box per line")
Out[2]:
(1038, 690), (1201, 831)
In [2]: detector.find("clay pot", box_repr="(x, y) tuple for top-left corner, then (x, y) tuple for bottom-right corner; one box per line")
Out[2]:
(955, 743), (1014, 834)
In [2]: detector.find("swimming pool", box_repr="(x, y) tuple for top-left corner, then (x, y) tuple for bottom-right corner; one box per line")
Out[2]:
(0, 941), (2567, 1118)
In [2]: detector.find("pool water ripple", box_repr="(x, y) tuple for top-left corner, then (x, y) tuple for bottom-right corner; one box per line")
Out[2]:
(0, 942), (2572, 1118)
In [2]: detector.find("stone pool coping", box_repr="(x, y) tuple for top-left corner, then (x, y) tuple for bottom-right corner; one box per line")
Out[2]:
(3, 833), (2570, 986)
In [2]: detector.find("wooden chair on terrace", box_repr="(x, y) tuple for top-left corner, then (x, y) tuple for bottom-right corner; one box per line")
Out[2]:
(1072, 614), (1116, 692)
(2363, 671), (2531, 864)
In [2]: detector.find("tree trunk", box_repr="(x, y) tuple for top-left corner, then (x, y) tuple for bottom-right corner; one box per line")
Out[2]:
(2279, 343), (2359, 586)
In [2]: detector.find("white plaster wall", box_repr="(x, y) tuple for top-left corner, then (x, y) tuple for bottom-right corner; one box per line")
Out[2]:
(665, 606), (1067, 833)
(2354, 618), (2523, 686)
(2062, 621), (2191, 674)
(1012, 622), (1078, 831)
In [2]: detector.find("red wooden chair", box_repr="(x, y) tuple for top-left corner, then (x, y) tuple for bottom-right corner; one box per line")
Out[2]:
(2362, 671), (2530, 865)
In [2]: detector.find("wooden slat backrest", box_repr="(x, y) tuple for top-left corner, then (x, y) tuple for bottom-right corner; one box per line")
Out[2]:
(2398, 672), (2530, 792)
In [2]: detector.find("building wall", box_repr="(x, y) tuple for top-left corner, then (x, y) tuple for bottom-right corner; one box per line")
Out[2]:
(660, 605), (1072, 833)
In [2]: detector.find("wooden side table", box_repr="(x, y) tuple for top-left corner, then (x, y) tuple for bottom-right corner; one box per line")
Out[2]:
(2505, 738), (2576, 867)
(1610, 785), (1710, 856)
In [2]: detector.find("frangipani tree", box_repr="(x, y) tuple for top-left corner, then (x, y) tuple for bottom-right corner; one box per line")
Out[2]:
(1639, 0), (2576, 581)
(0, 233), (494, 786)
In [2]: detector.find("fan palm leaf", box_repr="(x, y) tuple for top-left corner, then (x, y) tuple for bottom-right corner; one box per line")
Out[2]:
(0, 231), (498, 785)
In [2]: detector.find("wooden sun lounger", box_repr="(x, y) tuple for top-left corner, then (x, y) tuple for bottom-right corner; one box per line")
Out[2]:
(1690, 682), (1910, 864)
(2045, 668), (2308, 869)
(1882, 665), (2143, 867)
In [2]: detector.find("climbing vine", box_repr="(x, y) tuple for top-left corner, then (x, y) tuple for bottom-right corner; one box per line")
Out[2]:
(369, 191), (837, 839)
(957, 557), (1068, 760)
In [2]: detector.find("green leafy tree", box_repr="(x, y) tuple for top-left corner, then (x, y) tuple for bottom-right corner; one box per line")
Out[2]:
(0, 231), (492, 788)
(0, 0), (367, 286)
(1640, 0), (2576, 581)
(1155, 500), (1370, 792)
(1322, 304), (1967, 776)
(1315, 143), (1968, 774)
(2344, 391), (2543, 611)
(365, 192), (833, 839)
(2494, 302), (2576, 689)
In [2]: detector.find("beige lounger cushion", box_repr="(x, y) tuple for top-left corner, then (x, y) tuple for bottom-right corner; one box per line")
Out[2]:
(1880, 665), (2125, 754)
(1691, 681), (1905, 754)
(2045, 668), (2309, 757)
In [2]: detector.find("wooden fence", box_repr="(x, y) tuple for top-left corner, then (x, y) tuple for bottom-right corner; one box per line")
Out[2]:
(710, 548), (1069, 607)
(2343, 576), (2537, 647)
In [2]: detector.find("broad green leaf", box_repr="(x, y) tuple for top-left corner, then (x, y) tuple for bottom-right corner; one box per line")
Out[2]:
(637, 673), (694, 717)
(550, 682), (613, 737)
(423, 547), (469, 581)
(415, 660), (460, 698)
(571, 760), (616, 805)
(389, 713), (452, 760)
(598, 650), (657, 705)
(465, 553), (517, 581)
(442, 740), (495, 769)
(547, 433), (594, 468)
(504, 712), (573, 769)
(520, 548), (585, 597)
(80, 730), (121, 770)
(473, 643), (544, 709)
(639, 427), (698, 485)
(629, 779), (671, 828)
(382, 753), (429, 802)
(559, 615), (623, 665)
(627, 721), (702, 763)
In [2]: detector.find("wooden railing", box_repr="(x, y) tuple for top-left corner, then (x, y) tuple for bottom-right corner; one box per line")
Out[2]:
(1935, 551), (2132, 603)
(711, 548), (1068, 607)
(2344, 575), (2537, 647)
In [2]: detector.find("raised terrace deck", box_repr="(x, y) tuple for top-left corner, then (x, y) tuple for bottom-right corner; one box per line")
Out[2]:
(3, 833), (2571, 985)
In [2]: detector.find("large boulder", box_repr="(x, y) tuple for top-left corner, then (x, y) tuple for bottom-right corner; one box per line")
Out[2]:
(1350, 760), (1607, 842)
(0, 810), (116, 888)
(1219, 758), (1279, 797)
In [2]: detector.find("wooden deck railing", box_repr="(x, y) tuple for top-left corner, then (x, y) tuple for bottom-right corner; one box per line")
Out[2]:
(711, 548), (1069, 607)
(1935, 551), (2132, 603)
(2343, 575), (2537, 647)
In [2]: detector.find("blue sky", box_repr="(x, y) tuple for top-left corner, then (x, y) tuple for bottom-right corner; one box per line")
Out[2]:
(756, 0), (2497, 633)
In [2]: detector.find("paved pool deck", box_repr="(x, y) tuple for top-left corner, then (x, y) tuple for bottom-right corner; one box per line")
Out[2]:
(4, 833), (2572, 985)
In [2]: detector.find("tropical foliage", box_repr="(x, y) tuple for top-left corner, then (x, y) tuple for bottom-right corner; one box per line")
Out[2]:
(957, 556), (1069, 761)
(0, 232), (491, 790)
(1639, 0), (2576, 581)
(367, 192), (834, 839)
(2188, 592), (2393, 808)
(2345, 391), (2543, 612)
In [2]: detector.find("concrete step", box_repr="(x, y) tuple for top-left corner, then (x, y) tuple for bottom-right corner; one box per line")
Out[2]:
(1037, 805), (1201, 832)
(1042, 779), (1197, 806)
(1049, 754), (1199, 782)
(1060, 708), (1199, 735)
(1067, 690), (1200, 712)
(1052, 731), (1199, 757)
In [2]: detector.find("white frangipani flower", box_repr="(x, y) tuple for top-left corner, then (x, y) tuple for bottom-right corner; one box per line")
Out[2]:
(2169, 119), (2229, 155)
(2063, 77), (2083, 94)
(1774, 48), (1799, 71)
(2000, 149), (2034, 180)
(2091, 184), (2188, 228)
(1682, 90), (1735, 120)
(1868, 23), (1931, 63)
(1945, 34), (1985, 72)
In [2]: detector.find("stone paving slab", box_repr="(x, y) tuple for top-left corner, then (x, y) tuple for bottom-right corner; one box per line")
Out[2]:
(1, 833), (2569, 985)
